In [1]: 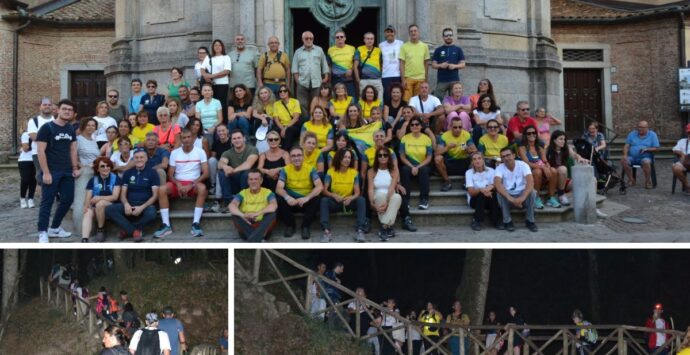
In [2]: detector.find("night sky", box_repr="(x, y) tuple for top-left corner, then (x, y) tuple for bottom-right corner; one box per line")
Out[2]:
(282, 249), (690, 329)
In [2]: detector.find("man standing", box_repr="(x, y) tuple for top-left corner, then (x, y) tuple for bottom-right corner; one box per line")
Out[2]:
(435, 117), (476, 191)
(154, 129), (209, 238)
(399, 24), (430, 101)
(27, 97), (54, 184)
(228, 169), (278, 242)
(328, 30), (357, 98)
(105, 149), (159, 242)
(379, 25), (403, 103)
(217, 129), (259, 207)
(257, 36), (291, 96)
(507, 101), (538, 143)
(292, 31), (330, 115)
(621, 120), (659, 189)
(431, 28), (466, 98)
(36, 99), (80, 243)
(354, 32), (384, 102)
(129, 312), (172, 355)
(229, 33), (259, 96)
(276, 146), (323, 239)
(128, 79), (144, 114)
(159, 306), (187, 355)
(494, 147), (538, 232)
(645, 304), (670, 355)
(106, 89), (127, 122)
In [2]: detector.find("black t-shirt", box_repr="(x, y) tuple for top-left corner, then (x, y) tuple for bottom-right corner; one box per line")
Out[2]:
(211, 137), (233, 159)
(36, 121), (76, 173)
(386, 100), (407, 119)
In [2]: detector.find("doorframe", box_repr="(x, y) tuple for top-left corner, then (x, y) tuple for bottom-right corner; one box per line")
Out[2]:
(284, 0), (386, 54)
(60, 63), (107, 99)
(558, 43), (612, 132)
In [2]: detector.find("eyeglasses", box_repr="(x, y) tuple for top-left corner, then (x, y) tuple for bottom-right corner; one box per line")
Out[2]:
(378, 154), (389, 158)
(487, 126), (499, 129)
(108, 95), (118, 98)
(526, 132), (537, 136)
(519, 108), (530, 111)
(268, 138), (280, 142)
(147, 85), (156, 88)
(99, 165), (110, 169)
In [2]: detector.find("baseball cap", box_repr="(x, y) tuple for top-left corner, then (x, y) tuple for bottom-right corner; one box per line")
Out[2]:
(384, 25), (395, 32)
(685, 123), (690, 132)
(146, 312), (158, 323)
(162, 306), (174, 315)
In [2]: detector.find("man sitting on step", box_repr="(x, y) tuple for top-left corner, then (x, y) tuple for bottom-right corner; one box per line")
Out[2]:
(435, 116), (476, 191)
(228, 169), (278, 242)
(154, 129), (209, 239)
(494, 147), (538, 232)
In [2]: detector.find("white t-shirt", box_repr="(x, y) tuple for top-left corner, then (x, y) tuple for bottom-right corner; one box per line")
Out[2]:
(465, 167), (496, 203)
(111, 151), (133, 176)
(27, 115), (54, 155)
(494, 160), (532, 195)
(93, 116), (118, 142)
(673, 138), (690, 154)
(379, 39), (404, 78)
(129, 327), (172, 353)
(77, 135), (101, 167)
(655, 318), (667, 346)
(19, 132), (34, 162)
(202, 55), (232, 85)
(410, 95), (442, 114)
(169, 146), (207, 181)
(472, 109), (501, 124)
(347, 300), (366, 314)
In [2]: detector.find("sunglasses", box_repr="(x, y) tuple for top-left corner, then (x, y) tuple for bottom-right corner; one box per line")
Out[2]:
(452, 126), (463, 129)
(108, 95), (118, 98)
(443, 34), (453, 37)
(526, 132), (537, 136)
(520, 108), (530, 111)
(278, 89), (288, 93)
(410, 123), (421, 127)
(378, 154), (389, 158)
(268, 138), (280, 142)
(487, 126), (499, 129)
(99, 165), (110, 168)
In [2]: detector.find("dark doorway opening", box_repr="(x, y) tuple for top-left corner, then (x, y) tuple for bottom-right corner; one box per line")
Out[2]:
(342, 8), (379, 47)
(563, 68), (602, 138)
(290, 7), (380, 53)
(70, 71), (106, 118)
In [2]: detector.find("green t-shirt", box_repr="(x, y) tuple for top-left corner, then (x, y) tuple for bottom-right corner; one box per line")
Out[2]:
(221, 144), (259, 168)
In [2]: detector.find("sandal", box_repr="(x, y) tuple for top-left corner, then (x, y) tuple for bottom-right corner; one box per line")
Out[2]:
(645, 181), (653, 189)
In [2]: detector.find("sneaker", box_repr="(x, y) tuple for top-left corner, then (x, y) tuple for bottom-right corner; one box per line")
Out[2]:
(93, 230), (106, 243)
(504, 222), (515, 232)
(526, 221), (538, 232)
(355, 229), (366, 242)
(546, 196), (561, 208)
(596, 209), (608, 219)
(471, 219), (481, 231)
(20, 198), (27, 209)
(534, 197), (545, 209)
(440, 181), (452, 192)
(320, 230), (332, 243)
(386, 227), (395, 239)
(559, 194), (571, 206)
(118, 230), (129, 240)
(495, 222), (505, 230)
(191, 223), (204, 237)
(48, 227), (72, 238)
(28, 199), (35, 208)
(210, 201), (221, 213)
(418, 198), (429, 210)
(283, 226), (295, 238)
(153, 224), (172, 239)
(81, 238), (89, 243)
(363, 218), (371, 234)
(402, 216), (418, 232)
(38, 231), (49, 243)
(377, 227), (388, 242)
(301, 226), (311, 240)
(132, 229), (143, 242)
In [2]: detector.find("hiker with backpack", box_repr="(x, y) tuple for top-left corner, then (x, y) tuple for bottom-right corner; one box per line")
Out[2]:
(257, 36), (291, 97)
(572, 309), (597, 355)
(100, 324), (129, 355)
(129, 312), (172, 355)
(89, 287), (119, 324)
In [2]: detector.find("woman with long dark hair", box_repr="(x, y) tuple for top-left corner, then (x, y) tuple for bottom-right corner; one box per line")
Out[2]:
(367, 146), (401, 241)
(202, 39), (232, 121)
(227, 83), (253, 137)
(100, 325), (129, 355)
(546, 130), (588, 207)
(518, 125), (556, 209)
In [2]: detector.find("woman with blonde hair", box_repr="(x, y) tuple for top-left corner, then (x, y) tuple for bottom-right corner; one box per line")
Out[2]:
(258, 130), (289, 191)
(301, 105), (334, 153)
(252, 86), (276, 129)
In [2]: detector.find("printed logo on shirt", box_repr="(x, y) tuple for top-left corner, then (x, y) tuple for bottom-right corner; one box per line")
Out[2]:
(54, 133), (73, 141)
(440, 50), (446, 58)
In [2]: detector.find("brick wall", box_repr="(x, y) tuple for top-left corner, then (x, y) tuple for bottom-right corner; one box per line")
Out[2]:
(553, 16), (684, 140)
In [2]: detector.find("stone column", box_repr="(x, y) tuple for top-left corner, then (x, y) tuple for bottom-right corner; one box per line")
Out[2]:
(414, 0), (429, 41)
(572, 165), (597, 224)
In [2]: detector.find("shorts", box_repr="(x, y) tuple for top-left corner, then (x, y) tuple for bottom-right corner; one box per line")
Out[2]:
(626, 156), (652, 166)
(166, 180), (198, 198)
(444, 158), (470, 176)
(674, 161), (689, 172)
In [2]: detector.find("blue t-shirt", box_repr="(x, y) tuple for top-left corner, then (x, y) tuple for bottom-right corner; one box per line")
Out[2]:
(139, 94), (166, 125)
(432, 45), (465, 83)
(159, 318), (185, 355)
(219, 337), (228, 350)
(36, 121), (77, 173)
(121, 166), (160, 204)
(146, 148), (170, 169)
(85, 173), (122, 196)
(129, 93), (144, 113)
(625, 130), (659, 159)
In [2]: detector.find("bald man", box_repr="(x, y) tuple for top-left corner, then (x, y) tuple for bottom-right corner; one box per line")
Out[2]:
(292, 31), (330, 115)
(257, 36), (291, 96)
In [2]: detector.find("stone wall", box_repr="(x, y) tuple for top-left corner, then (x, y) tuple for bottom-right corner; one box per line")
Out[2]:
(553, 16), (683, 140)
(0, 6), (16, 153)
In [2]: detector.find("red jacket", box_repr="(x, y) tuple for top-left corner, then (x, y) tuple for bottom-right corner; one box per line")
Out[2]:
(645, 316), (670, 349)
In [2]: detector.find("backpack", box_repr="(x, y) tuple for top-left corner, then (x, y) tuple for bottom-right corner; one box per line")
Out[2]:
(263, 51), (288, 76)
(97, 294), (111, 314)
(583, 321), (598, 343)
(135, 328), (161, 355)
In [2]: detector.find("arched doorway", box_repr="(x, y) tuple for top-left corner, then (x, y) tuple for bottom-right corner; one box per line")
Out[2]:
(285, 0), (385, 54)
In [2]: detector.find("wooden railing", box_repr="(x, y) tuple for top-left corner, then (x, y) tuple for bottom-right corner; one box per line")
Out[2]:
(238, 249), (685, 355)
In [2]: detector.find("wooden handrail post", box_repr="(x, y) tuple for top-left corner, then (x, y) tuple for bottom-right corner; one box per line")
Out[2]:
(64, 291), (70, 316)
(508, 327), (515, 355)
(39, 279), (43, 299)
(355, 299), (361, 339)
(617, 328), (625, 355)
(47, 283), (51, 303)
(407, 324), (413, 355)
(459, 328), (465, 355)
(89, 309), (94, 334)
(252, 249), (261, 282)
(562, 327), (569, 355)
(305, 274), (313, 315)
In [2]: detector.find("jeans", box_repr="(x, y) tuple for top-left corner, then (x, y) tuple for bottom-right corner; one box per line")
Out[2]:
(497, 190), (537, 223)
(19, 161), (36, 199)
(276, 195), (319, 228)
(449, 335), (469, 355)
(469, 192), (500, 224)
(217, 170), (249, 203)
(232, 213), (277, 242)
(105, 203), (157, 235)
(399, 165), (431, 218)
(381, 77), (401, 104)
(265, 82), (285, 97)
(38, 171), (75, 232)
(319, 196), (366, 230)
(227, 116), (250, 137)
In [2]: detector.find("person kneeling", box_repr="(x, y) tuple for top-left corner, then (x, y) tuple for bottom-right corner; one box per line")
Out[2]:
(494, 147), (538, 232)
(228, 169), (278, 242)
(154, 129), (209, 238)
(276, 146), (323, 239)
(320, 149), (366, 243)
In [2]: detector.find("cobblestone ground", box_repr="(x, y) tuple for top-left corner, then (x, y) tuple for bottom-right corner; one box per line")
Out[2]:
(0, 160), (687, 243)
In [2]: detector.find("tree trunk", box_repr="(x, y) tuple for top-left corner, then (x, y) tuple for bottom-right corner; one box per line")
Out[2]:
(587, 250), (601, 323)
(112, 250), (130, 276)
(455, 250), (492, 326)
(2, 250), (19, 315)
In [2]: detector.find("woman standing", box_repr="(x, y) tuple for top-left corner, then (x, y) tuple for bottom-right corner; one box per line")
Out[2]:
(272, 84), (302, 150)
(518, 126), (557, 209)
(138, 80), (166, 125)
(258, 130), (289, 191)
(153, 106), (182, 151)
(301, 105), (334, 154)
(484, 311), (502, 355)
(399, 116), (432, 211)
(82, 157), (121, 243)
(73, 118), (101, 237)
(202, 39), (232, 120)
(367, 146), (402, 241)
(93, 101), (118, 149)
(195, 83), (223, 136)
(227, 84), (253, 137)
(18, 127), (36, 209)
(167, 97), (190, 129)
(194, 46), (210, 87)
(320, 148), (366, 242)
(507, 305), (527, 355)
(446, 301), (470, 355)
(419, 302), (443, 355)
(167, 67), (190, 100)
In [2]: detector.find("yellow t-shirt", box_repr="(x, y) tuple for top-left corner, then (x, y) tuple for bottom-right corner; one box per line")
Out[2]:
(363, 146), (396, 166)
(279, 164), (319, 198)
(132, 124), (155, 145)
(328, 45), (356, 78)
(399, 41), (430, 80)
(329, 96), (354, 118)
(328, 148), (359, 166)
(478, 134), (509, 159)
(355, 45), (382, 79)
(325, 167), (359, 197)
(302, 121), (334, 149)
(677, 348), (690, 355)
(303, 148), (324, 172)
(419, 312), (442, 337)
(358, 99), (382, 119)
(234, 187), (275, 221)
(258, 51), (290, 82)
(112, 134), (140, 152)
(400, 133), (432, 165)
(439, 130), (473, 160)
(272, 98), (302, 126)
